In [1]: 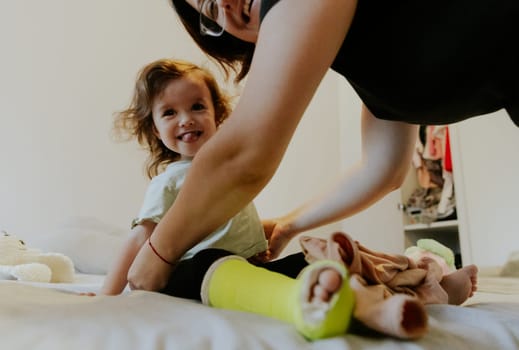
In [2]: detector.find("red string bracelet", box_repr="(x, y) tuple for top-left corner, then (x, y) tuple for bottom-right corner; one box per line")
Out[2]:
(148, 238), (175, 266)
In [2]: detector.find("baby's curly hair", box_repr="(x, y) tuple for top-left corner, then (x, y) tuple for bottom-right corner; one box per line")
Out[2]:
(114, 59), (232, 179)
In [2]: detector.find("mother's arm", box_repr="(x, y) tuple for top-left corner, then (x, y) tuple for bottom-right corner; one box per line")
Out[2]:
(262, 106), (418, 260)
(127, 0), (358, 290)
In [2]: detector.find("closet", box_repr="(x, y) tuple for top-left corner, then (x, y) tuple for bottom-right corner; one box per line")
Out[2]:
(399, 125), (463, 268)
(339, 78), (518, 266)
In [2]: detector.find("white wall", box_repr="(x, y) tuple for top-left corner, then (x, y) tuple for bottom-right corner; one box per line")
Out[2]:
(0, 0), (205, 235)
(255, 71), (343, 256)
(337, 77), (405, 254)
(336, 76), (519, 262)
(0, 1), (342, 249)
(453, 111), (519, 267)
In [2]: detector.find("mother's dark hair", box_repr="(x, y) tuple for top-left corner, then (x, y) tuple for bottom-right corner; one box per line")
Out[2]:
(171, 0), (255, 83)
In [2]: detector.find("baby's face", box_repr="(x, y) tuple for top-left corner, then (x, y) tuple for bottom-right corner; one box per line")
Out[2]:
(151, 74), (218, 159)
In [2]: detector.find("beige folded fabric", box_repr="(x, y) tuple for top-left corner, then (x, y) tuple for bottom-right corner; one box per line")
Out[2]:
(349, 274), (428, 339)
(299, 232), (453, 339)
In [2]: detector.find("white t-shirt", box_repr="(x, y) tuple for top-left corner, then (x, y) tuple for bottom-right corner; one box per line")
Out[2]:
(132, 160), (268, 260)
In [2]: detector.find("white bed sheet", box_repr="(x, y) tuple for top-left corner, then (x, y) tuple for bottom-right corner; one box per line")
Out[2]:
(1, 273), (518, 350)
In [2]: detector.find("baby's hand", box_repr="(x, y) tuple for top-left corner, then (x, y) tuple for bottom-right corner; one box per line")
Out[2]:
(249, 250), (270, 264)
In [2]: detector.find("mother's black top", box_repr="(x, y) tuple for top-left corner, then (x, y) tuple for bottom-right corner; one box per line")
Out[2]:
(260, 0), (519, 126)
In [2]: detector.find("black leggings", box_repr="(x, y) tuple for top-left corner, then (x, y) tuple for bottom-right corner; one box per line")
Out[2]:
(161, 249), (309, 301)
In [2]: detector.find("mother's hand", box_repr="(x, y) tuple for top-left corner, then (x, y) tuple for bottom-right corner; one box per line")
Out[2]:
(127, 242), (174, 291)
(254, 218), (296, 263)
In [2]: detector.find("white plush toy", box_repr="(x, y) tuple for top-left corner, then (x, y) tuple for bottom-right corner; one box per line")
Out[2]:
(0, 231), (75, 283)
(404, 238), (456, 275)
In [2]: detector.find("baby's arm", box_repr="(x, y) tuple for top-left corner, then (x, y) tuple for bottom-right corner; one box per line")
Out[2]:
(101, 221), (156, 295)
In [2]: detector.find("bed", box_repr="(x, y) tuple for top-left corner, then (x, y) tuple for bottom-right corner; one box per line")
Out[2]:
(1, 219), (518, 350)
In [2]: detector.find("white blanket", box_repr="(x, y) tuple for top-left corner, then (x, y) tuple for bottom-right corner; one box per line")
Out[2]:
(1, 274), (518, 350)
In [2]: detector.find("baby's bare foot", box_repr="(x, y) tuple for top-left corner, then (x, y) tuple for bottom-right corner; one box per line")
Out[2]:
(440, 264), (478, 305)
(310, 268), (342, 303)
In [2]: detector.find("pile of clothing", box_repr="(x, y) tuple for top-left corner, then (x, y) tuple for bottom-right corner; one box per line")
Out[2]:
(405, 125), (456, 224)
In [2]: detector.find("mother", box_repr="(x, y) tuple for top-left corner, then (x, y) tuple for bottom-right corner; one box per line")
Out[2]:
(128, 0), (518, 290)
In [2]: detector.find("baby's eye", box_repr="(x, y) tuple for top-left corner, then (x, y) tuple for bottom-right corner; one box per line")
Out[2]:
(192, 103), (206, 111)
(163, 109), (176, 117)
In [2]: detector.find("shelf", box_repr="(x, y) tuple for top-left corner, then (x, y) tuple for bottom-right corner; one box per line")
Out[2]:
(404, 219), (458, 233)
(403, 219), (462, 267)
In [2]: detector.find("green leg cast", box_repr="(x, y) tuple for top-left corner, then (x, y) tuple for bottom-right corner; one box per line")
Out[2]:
(201, 256), (355, 340)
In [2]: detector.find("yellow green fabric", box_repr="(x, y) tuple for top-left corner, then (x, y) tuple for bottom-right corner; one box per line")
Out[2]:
(204, 257), (354, 340)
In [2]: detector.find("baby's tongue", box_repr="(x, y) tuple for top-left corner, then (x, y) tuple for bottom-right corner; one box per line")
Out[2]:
(182, 132), (198, 142)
